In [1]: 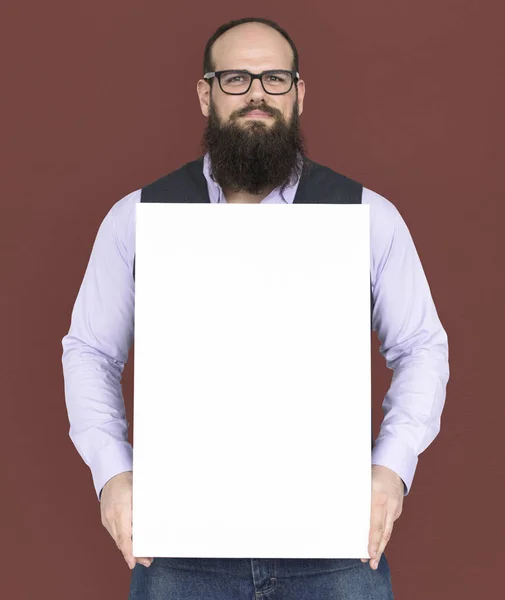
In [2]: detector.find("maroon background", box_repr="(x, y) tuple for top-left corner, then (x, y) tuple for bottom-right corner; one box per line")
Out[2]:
(1, 1), (503, 598)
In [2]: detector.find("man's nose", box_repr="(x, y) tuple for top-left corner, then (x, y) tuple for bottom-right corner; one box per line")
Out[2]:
(246, 77), (266, 102)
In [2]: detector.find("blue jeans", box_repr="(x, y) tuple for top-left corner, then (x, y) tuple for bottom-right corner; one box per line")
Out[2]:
(128, 554), (394, 599)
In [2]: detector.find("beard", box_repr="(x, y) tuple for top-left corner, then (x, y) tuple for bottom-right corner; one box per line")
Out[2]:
(200, 92), (308, 196)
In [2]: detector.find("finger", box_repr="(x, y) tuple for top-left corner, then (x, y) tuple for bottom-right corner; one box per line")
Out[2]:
(136, 557), (154, 568)
(116, 531), (135, 569)
(105, 516), (136, 569)
(372, 512), (395, 569)
(368, 494), (387, 561)
(114, 509), (135, 569)
(136, 557), (150, 567)
(360, 558), (369, 563)
(118, 506), (136, 568)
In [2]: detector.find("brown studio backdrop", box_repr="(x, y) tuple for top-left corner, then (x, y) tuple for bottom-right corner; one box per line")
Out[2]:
(1, 1), (503, 598)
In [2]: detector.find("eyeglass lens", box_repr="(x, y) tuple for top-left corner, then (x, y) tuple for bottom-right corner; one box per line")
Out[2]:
(220, 71), (293, 94)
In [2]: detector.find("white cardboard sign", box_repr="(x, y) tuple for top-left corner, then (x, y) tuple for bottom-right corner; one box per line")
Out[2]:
(132, 203), (371, 559)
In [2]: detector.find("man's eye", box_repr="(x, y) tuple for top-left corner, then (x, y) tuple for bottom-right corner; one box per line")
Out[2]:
(224, 75), (246, 84)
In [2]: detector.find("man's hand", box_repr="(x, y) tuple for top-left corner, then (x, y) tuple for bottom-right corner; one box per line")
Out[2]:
(100, 470), (154, 570)
(361, 464), (404, 570)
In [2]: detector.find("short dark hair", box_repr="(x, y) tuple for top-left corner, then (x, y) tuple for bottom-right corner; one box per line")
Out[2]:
(203, 17), (299, 76)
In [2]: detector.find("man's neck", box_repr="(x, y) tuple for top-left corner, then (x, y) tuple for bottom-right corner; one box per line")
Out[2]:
(223, 186), (275, 204)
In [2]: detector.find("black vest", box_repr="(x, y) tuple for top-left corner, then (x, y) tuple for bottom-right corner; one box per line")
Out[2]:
(133, 155), (373, 318)
(133, 155), (375, 450)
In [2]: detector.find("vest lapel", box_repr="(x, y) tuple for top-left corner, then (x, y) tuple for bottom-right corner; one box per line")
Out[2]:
(140, 156), (210, 203)
(293, 158), (362, 204)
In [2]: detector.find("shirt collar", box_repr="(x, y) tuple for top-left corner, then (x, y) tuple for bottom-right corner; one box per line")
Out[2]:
(202, 152), (301, 204)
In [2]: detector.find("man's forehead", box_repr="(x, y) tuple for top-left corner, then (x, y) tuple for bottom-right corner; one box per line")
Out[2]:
(213, 57), (293, 72)
(212, 27), (293, 71)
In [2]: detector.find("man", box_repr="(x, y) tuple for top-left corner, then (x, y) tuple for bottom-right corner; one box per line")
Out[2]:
(61, 17), (450, 600)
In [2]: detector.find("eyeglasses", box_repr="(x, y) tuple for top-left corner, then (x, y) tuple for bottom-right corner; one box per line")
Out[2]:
(203, 69), (299, 95)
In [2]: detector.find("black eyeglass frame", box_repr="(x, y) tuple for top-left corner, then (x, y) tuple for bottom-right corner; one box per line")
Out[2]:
(203, 69), (300, 95)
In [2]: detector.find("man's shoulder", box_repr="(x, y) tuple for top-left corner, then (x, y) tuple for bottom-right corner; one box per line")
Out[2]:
(104, 189), (141, 259)
(363, 187), (406, 280)
(109, 188), (141, 225)
(362, 186), (400, 221)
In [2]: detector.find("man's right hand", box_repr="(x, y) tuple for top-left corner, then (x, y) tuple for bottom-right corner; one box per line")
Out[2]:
(100, 470), (154, 570)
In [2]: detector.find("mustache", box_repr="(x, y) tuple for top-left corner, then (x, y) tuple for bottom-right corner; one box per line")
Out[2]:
(233, 104), (279, 119)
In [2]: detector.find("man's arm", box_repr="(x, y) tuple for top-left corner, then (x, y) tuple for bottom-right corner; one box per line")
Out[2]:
(61, 190), (139, 501)
(367, 188), (450, 496)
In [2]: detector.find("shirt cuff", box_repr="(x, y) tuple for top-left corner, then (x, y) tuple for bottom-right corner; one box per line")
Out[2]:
(90, 441), (133, 502)
(372, 435), (418, 496)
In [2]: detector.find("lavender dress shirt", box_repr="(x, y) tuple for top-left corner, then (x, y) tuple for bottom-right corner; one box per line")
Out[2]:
(61, 153), (450, 501)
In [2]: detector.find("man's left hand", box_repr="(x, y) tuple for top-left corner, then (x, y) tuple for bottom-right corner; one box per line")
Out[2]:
(361, 464), (405, 570)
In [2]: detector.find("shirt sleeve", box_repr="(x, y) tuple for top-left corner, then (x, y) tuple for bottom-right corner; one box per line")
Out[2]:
(366, 188), (450, 496)
(61, 190), (139, 502)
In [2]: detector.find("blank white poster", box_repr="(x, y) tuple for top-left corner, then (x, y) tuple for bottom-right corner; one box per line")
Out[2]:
(132, 203), (371, 559)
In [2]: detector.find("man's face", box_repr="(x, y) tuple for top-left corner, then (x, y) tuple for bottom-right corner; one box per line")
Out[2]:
(197, 23), (306, 196)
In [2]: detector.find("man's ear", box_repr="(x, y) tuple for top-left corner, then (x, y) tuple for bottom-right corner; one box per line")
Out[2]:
(296, 79), (305, 116)
(197, 79), (210, 117)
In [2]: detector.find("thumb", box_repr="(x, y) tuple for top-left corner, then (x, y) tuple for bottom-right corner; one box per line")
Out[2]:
(137, 557), (154, 567)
